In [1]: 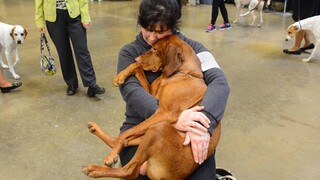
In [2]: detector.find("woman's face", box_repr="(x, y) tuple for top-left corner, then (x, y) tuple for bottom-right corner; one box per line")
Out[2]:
(141, 24), (172, 45)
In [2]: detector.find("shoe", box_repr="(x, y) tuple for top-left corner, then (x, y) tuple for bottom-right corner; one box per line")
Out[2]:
(0, 82), (22, 93)
(206, 24), (216, 32)
(67, 85), (78, 96)
(300, 43), (315, 51)
(283, 49), (301, 55)
(87, 84), (105, 97)
(219, 23), (231, 30)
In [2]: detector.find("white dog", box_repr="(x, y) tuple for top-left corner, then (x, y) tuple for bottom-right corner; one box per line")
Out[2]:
(233, 0), (265, 27)
(0, 22), (27, 79)
(285, 15), (320, 62)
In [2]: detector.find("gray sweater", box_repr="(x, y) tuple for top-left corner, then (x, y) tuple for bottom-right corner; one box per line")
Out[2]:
(117, 32), (230, 135)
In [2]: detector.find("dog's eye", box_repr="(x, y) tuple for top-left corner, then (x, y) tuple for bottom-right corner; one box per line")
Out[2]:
(21, 33), (24, 36)
(152, 47), (157, 52)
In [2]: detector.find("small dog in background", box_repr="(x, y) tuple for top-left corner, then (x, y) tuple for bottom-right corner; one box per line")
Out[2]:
(0, 22), (27, 79)
(285, 15), (320, 62)
(233, 0), (265, 27)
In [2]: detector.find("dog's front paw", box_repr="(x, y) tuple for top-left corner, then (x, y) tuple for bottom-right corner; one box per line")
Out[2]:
(104, 153), (119, 167)
(1, 64), (9, 69)
(233, 20), (238, 24)
(302, 58), (311, 62)
(113, 75), (125, 87)
(13, 74), (20, 79)
(87, 122), (104, 136)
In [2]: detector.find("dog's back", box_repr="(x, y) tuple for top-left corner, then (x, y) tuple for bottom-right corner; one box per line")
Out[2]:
(295, 15), (320, 39)
(0, 22), (14, 47)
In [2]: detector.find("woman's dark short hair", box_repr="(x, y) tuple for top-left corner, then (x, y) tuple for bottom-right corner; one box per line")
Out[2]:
(138, 0), (182, 32)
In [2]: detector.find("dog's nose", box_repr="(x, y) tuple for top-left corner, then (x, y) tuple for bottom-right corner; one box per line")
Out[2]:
(17, 40), (22, 44)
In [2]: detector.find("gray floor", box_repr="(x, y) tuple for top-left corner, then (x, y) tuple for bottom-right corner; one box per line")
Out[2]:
(1, 1), (320, 180)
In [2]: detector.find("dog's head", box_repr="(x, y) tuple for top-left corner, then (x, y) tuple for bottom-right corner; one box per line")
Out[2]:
(10, 25), (27, 45)
(135, 35), (184, 77)
(285, 24), (300, 41)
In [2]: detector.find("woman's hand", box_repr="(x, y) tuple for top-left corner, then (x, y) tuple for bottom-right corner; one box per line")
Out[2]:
(173, 106), (211, 164)
(173, 106), (210, 136)
(38, 27), (46, 33)
(183, 131), (210, 164)
(82, 22), (90, 29)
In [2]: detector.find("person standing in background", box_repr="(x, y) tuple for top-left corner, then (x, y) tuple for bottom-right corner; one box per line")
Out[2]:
(35, 0), (105, 97)
(206, 0), (231, 32)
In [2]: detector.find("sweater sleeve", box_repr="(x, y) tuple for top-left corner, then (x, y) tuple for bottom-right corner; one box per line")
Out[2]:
(178, 33), (230, 135)
(201, 68), (230, 135)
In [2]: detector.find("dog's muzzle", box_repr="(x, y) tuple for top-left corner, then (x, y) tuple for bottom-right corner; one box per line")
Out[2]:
(17, 40), (22, 44)
(285, 35), (292, 41)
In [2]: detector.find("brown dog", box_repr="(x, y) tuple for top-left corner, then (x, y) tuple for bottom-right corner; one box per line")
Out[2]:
(82, 35), (221, 179)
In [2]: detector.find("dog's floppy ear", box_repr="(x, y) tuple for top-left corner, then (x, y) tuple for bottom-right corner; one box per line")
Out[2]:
(163, 45), (184, 77)
(10, 27), (16, 40)
(24, 28), (28, 39)
(293, 25), (300, 31)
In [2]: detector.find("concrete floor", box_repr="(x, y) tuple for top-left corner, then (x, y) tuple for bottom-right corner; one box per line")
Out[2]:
(1, 0), (320, 180)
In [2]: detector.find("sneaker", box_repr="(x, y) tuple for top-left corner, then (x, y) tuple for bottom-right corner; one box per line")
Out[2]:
(219, 23), (231, 30)
(206, 24), (216, 32)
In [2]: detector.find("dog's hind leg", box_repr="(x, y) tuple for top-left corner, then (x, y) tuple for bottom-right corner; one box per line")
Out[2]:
(87, 122), (143, 148)
(233, 3), (241, 24)
(87, 122), (117, 148)
(303, 40), (320, 62)
(257, 2), (264, 27)
(250, 11), (257, 27)
(103, 111), (173, 167)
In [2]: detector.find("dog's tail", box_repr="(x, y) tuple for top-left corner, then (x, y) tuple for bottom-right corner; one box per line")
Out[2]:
(240, 0), (263, 17)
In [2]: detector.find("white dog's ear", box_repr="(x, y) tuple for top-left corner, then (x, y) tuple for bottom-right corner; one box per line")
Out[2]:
(294, 25), (300, 30)
(10, 27), (15, 40)
(24, 29), (28, 39)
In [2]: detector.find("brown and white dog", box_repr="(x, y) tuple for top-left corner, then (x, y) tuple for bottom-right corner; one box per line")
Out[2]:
(0, 22), (27, 79)
(285, 15), (320, 62)
(233, 0), (265, 27)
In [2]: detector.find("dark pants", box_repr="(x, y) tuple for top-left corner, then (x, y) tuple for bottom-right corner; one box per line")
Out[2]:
(46, 9), (96, 87)
(210, 0), (230, 25)
(120, 146), (216, 180)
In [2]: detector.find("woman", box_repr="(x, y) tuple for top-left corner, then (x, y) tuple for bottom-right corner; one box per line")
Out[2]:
(283, 0), (320, 54)
(0, 71), (22, 93)
(35, 0), (105, 97)
(117, 0), (230, 179)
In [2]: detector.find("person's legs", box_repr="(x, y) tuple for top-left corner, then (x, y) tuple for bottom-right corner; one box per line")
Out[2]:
(219, 0), (230, 24)
(210, 0), (220, 25)
(186, 154), (216, 180)
(0, 70), (22, 92)
(302, 30), (313, 48)
(46, 10), (78, 88)
(0, 70), (11, 87)
(67, 15), (96, 87)
(206, 0), (220, 32)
